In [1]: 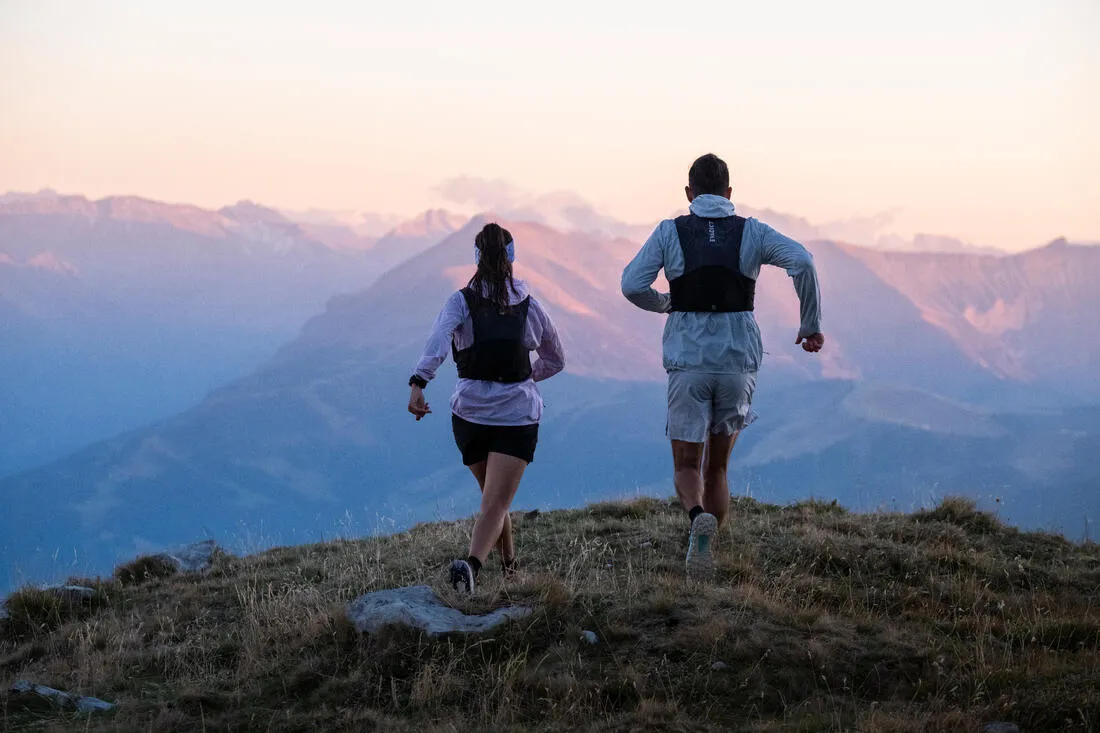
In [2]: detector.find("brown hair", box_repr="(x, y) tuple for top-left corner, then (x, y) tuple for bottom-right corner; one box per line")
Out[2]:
(468, 222), (517, 310)
(688, 153), (730, 196)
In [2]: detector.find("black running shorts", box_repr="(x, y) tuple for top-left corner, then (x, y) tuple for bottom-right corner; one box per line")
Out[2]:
(451, 414), (539, 466)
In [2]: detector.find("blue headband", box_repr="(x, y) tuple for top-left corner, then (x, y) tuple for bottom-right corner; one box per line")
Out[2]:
(475, 240), (515, 265)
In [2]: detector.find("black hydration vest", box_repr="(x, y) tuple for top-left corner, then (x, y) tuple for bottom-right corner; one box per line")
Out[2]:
(452, 288), (533, 383)
(668, 214), (756, 312)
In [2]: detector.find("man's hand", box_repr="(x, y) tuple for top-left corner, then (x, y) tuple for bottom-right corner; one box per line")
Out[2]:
(796, 332), (825, 353)
(408, 386), (432, 421)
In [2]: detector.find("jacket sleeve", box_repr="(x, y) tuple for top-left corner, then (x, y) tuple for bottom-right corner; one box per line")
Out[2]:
(621, 223), (672, 313)
(756, 222), (823, 338)
(530, 298), (566, 382)
(412, 291), (467, 382)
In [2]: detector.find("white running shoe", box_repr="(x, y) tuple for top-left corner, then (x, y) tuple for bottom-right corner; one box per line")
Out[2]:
(686, 513), (718, 581)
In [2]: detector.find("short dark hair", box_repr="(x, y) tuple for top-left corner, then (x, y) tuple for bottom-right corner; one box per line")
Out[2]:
(688, 154), (730, 196)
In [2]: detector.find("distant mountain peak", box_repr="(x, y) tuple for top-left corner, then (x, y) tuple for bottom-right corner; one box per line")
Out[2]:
(96, 196), (230, 237)
(389, 209), (467, 237)
(0, 189), (62, 203)
(25, 252), (78, 275)
(219, 200), (293, 226)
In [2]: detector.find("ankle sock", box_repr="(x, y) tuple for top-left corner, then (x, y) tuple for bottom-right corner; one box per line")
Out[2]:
(467, 556), (482, 576)
(689, 505), (704, 523)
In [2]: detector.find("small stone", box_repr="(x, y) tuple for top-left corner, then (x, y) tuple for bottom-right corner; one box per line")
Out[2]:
(9, 680), (114, 713)
(711, 661), (729, 671)
(982, 724), (1020, 733)
(75, 696), (116, 713)
(346, 585), (532, 636)
(639, 541), (653, 549)
(150, 539), (219, 574)
(43, 585), (96, 603)
(580, 630), (598, 644)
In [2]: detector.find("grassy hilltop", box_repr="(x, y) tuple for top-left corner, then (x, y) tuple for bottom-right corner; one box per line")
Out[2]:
(2, 496), (1098, 732)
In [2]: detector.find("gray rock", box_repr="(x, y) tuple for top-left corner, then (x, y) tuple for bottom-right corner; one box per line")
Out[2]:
(347, 585), (532, 636)
(151, 539), (219, 573)
(9, 680), (115, 713)
(982, 725), (1020, 733)
(43, 585), (96, 603)
(580, 630), (599, 644)
(711, 661), (729, 671)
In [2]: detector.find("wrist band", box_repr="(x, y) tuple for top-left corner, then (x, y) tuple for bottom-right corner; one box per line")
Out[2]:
(408, 375), (428, 389)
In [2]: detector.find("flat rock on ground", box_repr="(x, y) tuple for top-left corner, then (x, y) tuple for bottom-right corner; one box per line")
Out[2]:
(9, 680), (115, 713)
(347, 585), (532, 636)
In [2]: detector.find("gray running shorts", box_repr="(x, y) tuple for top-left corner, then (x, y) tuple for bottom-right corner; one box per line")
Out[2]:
(666, 370), (758, 443)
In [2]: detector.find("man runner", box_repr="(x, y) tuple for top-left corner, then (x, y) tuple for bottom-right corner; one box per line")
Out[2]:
(621, 153), (824, 580)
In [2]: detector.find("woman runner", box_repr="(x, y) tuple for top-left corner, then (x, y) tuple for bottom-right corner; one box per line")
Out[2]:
(408, 222), (565, 593)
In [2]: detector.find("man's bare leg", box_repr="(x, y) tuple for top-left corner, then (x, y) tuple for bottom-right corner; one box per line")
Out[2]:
(703, 430), (739, 526)
(468, 461), (514, 562)
(672, 439), (716, 579)
(671, 440), (705, 511)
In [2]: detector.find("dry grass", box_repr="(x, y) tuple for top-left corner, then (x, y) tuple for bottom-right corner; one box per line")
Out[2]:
(1, 495), (1098, 732)
(113, 555), (178, 587)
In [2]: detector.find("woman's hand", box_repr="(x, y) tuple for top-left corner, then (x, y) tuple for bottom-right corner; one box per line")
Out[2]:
(408, 386), (432, 421)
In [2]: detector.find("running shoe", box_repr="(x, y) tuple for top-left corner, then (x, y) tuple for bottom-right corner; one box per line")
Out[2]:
(686, 512), (717, 581)
(449, 559), (476, 594)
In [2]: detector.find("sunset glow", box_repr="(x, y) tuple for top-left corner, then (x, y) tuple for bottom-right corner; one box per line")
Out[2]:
(2, 0), (1097, 250)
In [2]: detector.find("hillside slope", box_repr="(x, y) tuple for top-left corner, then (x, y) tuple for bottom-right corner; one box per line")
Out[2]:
(1, 497), (1097, 732)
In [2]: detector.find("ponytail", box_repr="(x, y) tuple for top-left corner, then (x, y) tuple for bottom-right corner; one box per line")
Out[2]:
(468, 223), (517, 310)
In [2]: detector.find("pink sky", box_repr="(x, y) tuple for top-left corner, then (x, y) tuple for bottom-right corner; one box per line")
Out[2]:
(1, 1), (1097, 251)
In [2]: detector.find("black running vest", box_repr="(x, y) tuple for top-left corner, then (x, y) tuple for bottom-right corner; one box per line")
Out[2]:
(452, 288), (533, 383)
(668, 214), (756, 312)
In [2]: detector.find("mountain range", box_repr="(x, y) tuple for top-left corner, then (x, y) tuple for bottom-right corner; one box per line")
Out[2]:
(0, 191), (465, 475)
(1, 199), (1097, 591)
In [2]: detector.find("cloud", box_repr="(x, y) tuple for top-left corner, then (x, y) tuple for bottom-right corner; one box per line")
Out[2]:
(433, 176), (653, 240)
(433, 177), (525, 211)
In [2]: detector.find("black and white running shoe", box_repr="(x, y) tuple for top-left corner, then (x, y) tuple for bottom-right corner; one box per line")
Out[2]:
(449, 559), (476, 594)
(686, 512), (718, 581)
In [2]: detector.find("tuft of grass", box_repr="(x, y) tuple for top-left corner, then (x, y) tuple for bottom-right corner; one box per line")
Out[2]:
(791, 497), (848, 516)
(914, 495), (1003, 535)
(0, 495), (1096, 732)
(113, 555), (178, 586)
(2, 582), (111, 640)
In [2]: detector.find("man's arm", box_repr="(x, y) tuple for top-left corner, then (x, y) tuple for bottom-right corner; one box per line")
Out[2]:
(756, 223), (823, 347)
(621, 223), (672, 313)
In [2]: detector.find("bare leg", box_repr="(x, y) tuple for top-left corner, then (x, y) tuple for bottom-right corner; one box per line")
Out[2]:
(671, 440), (705, 512)
(468, 453), (527, 563)
(703, 430), (739, 526)
(467, 461), (514, 562)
